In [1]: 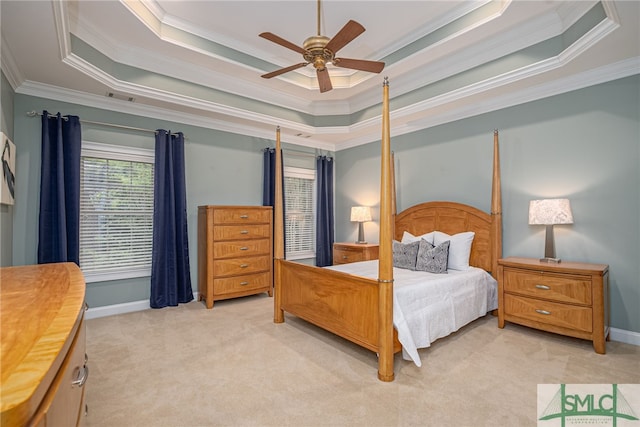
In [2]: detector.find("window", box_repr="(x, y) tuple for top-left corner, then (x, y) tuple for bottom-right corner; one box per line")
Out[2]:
(79, 142), (154, 282)
(284, 166), (315, 260)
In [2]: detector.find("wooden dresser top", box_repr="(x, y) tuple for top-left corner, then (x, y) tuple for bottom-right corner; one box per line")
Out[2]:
(1, 263), (86, 425)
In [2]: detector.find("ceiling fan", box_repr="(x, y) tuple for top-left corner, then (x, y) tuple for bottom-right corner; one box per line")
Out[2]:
(259, 0), (385, 93)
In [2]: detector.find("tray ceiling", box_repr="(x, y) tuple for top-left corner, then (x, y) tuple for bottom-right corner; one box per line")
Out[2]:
(1, 0), (638, 151)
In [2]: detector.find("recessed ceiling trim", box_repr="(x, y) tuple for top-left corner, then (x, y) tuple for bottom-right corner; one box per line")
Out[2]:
(51, 0), (71, 60)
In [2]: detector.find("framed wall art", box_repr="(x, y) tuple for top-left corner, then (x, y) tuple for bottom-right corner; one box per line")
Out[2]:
(1, 132), (16, 205)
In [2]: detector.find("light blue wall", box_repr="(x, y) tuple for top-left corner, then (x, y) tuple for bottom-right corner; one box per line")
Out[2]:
(1, 71), (15, 267)
(335, 75), (640, 333)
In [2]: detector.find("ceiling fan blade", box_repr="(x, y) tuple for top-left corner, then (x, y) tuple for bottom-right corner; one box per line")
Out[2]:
(261, 62), (309, 79)
(259, 32), (307, 55)
(333, 57), (385, 74)
(324, 20), (365, 54)
(317, 68), (333, 93)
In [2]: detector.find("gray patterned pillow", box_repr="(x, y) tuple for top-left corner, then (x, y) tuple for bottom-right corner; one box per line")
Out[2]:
(392, 240), (420, 270)
(416, 239), (450, 274)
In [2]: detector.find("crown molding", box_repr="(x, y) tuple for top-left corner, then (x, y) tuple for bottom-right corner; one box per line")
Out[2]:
(0, 36), (23, 91)
(15, 52), (638, 154)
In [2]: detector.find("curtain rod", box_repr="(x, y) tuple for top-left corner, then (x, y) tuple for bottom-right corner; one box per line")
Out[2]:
(284, 149), (317, 159)
(26, 111), (161, 135)
(264, 147), (324, 159)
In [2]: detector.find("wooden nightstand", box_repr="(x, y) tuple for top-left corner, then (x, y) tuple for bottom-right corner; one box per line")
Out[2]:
(497, 257), (609, 354)
(333, 243), (379, 265)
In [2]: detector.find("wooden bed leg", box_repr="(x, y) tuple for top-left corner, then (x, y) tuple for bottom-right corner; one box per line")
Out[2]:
(377, 278), (394, 381)
(274, 259), (284, 323)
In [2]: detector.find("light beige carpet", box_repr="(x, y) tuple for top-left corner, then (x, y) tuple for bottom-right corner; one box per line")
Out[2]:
(84, 294), (639, 427)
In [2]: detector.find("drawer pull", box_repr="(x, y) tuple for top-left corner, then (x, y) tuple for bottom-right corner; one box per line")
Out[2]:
(240, 281), (249, 286)
(240, 230), (249, 234)
(342, 255), (348, 259)
(240, 264), (249, 268)
(240, 247), (249, 251)
(240, 215), (249, 219)
(72, 364), (89, 387)
(535, 284), (551, 290)
(535, 309), (551, 316)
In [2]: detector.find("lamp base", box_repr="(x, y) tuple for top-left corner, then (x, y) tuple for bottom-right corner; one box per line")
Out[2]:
(540, 257), (561, 263)
(355, 222), (367, 245)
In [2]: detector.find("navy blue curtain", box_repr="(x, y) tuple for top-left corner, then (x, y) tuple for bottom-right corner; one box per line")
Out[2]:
(150, 130), (193, 308)
(38, 111), (81, 265)
(263, 148), (286, 256)
(315, 155), (334, 267)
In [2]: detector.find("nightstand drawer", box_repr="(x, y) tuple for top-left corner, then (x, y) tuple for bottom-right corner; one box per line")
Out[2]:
(504, 294), (593, 333)
(333, 243), (379, 265)
(334, 248), (367, 264)
(503, 269), (592, 305)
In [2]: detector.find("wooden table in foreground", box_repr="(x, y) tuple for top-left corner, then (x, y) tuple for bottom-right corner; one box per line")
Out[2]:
(1, 263), (88, 426)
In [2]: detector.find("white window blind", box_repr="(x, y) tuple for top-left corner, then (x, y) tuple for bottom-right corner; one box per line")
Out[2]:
(284, 166), (315, 260)
(80, 142), (154, 282)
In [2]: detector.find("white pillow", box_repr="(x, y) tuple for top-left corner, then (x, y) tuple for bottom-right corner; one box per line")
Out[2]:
(433, 231), (475, 271)
(401, 230), (435, 245)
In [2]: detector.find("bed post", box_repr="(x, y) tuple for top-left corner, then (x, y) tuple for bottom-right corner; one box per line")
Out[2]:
(391, 151), (396, 237)
(378, 77), (394, 382)
(490, 129), (502, 279)
(274, 126), (285, 323)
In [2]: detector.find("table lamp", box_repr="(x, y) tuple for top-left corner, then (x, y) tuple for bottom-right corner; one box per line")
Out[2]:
(528, 198), (574, 263)
(350, 206), (372, 244)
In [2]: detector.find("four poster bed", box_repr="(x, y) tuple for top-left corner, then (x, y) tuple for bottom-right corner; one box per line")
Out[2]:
(272, 78), (502, 382)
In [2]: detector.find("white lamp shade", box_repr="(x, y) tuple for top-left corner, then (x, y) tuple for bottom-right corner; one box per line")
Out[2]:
(528, 199), (574, 225)
(350, 206), (372, 222)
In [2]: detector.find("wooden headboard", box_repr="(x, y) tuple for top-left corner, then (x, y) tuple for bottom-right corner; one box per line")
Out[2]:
(394, 201), (497, 274)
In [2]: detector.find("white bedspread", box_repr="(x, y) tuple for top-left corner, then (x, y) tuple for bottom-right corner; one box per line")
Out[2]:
(327, 260), (498, 367)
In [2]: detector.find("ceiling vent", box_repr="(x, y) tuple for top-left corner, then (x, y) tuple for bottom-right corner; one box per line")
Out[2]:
(106, 91), (135, 102)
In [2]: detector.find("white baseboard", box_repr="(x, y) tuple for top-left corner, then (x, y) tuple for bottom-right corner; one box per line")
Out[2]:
(609, 327), (640, 346)
(85, 292), (200, 320)
(85, 299), (150, 320)
(86, 298), (640, 348)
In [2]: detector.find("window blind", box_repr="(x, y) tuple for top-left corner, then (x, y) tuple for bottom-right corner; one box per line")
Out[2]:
(284, 167), (315, 259)
(79, 142), (154, 281)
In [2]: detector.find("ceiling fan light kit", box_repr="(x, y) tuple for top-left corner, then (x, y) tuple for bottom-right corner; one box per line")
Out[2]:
(259, 0), (385, 93)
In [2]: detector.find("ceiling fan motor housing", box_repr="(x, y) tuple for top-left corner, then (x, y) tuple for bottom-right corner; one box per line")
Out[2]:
(303, 35), (334, 70)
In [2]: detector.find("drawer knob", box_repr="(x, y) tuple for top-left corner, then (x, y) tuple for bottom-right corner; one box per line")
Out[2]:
(240, 264), (249, 268)
(535, 284), (551, 290)
(535, 309), (551, 315)
(240, 230), (249, 234)
(240, 215), (249, 219)
(240, 247), (249, 251)
(342, 255), (348, 259)
(240, 281), (249, 286)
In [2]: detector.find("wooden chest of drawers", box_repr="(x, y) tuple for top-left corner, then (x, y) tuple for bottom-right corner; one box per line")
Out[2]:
(333, 243), (379, 265)
(497, 257), (609, 353)
(198, 205), (273, 309)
